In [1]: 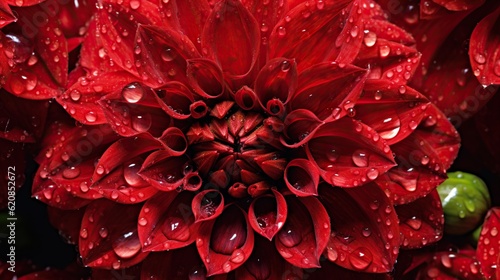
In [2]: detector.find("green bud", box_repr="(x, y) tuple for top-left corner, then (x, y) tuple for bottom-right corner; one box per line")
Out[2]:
(437, 171), (491, 235)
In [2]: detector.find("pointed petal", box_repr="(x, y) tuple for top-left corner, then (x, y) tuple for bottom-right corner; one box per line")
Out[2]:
(138, 151), (190, 191)
(140, 245), (206, 279)
(234, 86), (260, 110)
(268, 0), (354, 70)
(254, 57), (297, 113)
(416, 251), (483, 280)
(197, 204), (254, 276)
(376, 105), (460, 204)
(57, 70), (138, 125)
(306, 118), (395, 187)
(476, 207), (500, 278)
(469, 6), (500, 85)
(275, 195), (329, 269)
(192, 190), (225, 223)
(396, 190), (444, 249)
(156, 82), (195, 119)
(201, 0), (260, 81)
(187, 58), (226, 99)
(281, 109), (324, 148)
(290, 62), (367, 121)
(79, 200), (149, 269)
(138, 191), (199, 251)
(248, 189), (287, 240)
(0, 2), (16, 28)
(284, 159), (320, 196)
(135, 25), (200, 88)
(355, 80), (430, 145)
(319, 182), (400, 272)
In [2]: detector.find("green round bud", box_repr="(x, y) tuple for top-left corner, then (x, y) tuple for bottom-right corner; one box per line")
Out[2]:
(437, 171), (491, 235)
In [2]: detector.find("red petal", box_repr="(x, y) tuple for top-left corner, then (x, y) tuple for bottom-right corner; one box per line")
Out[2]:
(234, 86), (260, 110)
(469, 6), (500, 85)
(417, 251), (482, 280)
(98, 82), (172, 137)
(268, 0), (354, 70)
(192, 189), (225, 223)
(156, 82), (195, 119)
(254, 57), (297, 114)
(281, 109), (324, 148)
(140, 246), (206, 279)
(376, 105), (460, 204)
(319, 182), (400, 272)
(0, 2), (16, 28)
(356, 80), (430, 145)
(187, 58), (226, 99)
(79, 200), (149, 269)
(235, 235), (304, 280)
(158, 0), (210, 52)
(476, 207), (500, 278)
(138, 191), (199, 251)
(201, 0), (260, 82)
(57, 70), (138, 125)
(284, 159), (320, 196)
(306, 118), (395, 187)
(275, 195), (330, 269)
(290, 62), (367, 121)
(135, 25), (200, 88)
(308, 259), (393, 279)
(248, 189), (287, 240)
(433, 0), (485, 12)
(139, 151), (191, 191)
(396, 190), (444, 249)
(197, 204), (254, 276)
(90, 264), (142, 280)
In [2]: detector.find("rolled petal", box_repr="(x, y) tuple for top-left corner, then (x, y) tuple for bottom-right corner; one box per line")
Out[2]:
(356, 80), (430, 145)
(275, 195), (330, 269)
(135, 25), (200, 88)
(140, 245), (206, 279)
(57, 70), (138, 125)
(396, 190), (444, 249)
(138, 191), (199, 251)
(469, 6), (500, 85)
(375, 105), (460, 204)
(268, 0), (354, 69)
(187, 58), (226, 99)
(281, 109), (324, 148)
(284, 159), (320, 196)
(156, 82), (195, 119)
(98, 82), (172, 137)
(254, 57), (297, 112)
(248, 189), (287, 240)
(290, 62), (367, 121)
(192, 190), (225, 223)
(79, 200), (149, 269)
(234, 86), (260, 110)
(319, 182), (400, 273)
(197, 204), (254, 276)
(201, 0), (260, 81)
(306, 118), (395, 187)
(138, 151), (190, 191)
(476, 207), (500, 279)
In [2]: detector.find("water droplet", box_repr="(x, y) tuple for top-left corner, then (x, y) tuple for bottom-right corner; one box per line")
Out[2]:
(464, 200), (476, 212)
(80, 182), (89, 193)
(327, 247), (338, 261)
(405, 216), (422, 230)
(99, 227), (109, 238)
(349, 247), (373, 270)
(352, 149), (368, 167)
(161, 48), (175, 62)
(62, 166), (80, 179)
(122, 82), (144, 103)
(350, 26), (359, 37)
(278, 26), (286, 37)
(123, 161), (142, 187)
(366, 168), (379, 180)
(408, 120), (418, 130)
(80, 228), (88, 239)
(362, 228), (371, 237)
(379, 45), (390, 57)
(317, 0), (325, 9)
(427, 267), (439, 278)
(223, 262), (232, 273)
(441, 254), (452, 268)
(129, 0), (140, 9)
(278, 227), (302, 247)
(162, 216), (190, 241)
(490, 227), (498, 237)
(474, 53), (486, 64)
(85, 112), (97, 123)
(96, 165), (105, 175)
(112, 231), (141, 258)
(230, 249), (245, 263)
(132, 113), (152, 132)
(369, 200), (379, 210)
(139, 217), (148, 226)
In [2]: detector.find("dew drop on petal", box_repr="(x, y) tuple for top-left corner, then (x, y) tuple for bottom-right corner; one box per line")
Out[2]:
(352, 149), (368, 167)
(129, 0), (140, 9)
(161, 48), (175, 62)
(349, 247), (373, 270)
(230, 249), (245, 264)
(362, 228), (371, 237)
(441, 254), (452, 268)
(379, 45), (390, 57)
(112, 231), (141, 258)
(139, 217), (148, 226)
(278, 227), (302, 248)
(363, 31), (377, 47)
(85, 112), (97, 123)
(132, 114), (152, 132)
(405, 216), (422, 230)
(366, 168), (379, 180)
(123, 162), (142, 187)
(122, 83), (144, 103)
(62, 166), (81, 179)
(278, 26), (286, 37)
(99, 227), (109, 238)
(80, 228), (88, 239)
(474, 53), (486, 64)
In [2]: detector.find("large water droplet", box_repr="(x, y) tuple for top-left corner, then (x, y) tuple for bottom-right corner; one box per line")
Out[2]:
(230, 249), (245, 264)
(352, 150), (368, 167)
(379, 45), (390, 57)
(129, 0), (140, 9)
(62, 166), (81, 179)
(363, 30), (377, 47)
(366, 168), (379, 180)
(122, 82), (144, 103)
(349, 247), (373, 270)
(405, 216), (422, 230)
(161, 48), (175, 62)
(85, 112), (97, 123)
(278, 226), (302, 248)
(123, 161), (143, 187)
(99, 227), (109, 238)
(474, 53), (486, 64)
(112, 231), (141, 258)
(162, 216), (190, 241)
(132, 113), (152, 132)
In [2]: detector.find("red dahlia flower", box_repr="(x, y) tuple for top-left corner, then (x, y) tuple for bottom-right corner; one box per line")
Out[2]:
(30, 0), (460, 278)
